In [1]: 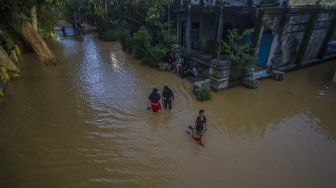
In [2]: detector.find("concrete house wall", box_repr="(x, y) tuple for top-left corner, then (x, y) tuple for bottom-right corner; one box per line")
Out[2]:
(303, 13), (334, 62)
(289, 0), (336, 7)
(254, 9), (336, 69)
(175, 0), (336, 70)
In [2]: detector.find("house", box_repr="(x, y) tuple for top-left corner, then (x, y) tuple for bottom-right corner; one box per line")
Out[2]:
(174, 0), (336, 72)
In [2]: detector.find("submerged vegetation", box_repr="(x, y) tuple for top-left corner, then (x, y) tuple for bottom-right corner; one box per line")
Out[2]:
(195, 88), (212, 101)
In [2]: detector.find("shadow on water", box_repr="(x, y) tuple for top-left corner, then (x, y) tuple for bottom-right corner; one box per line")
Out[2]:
(0, 34), (336, 188)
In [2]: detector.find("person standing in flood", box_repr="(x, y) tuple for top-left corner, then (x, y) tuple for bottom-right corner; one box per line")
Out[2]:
(193, 109), (207, 145)
(162, 86), (174, 110)
(148, 88), (162, 112)
(61, 25), (66, 36)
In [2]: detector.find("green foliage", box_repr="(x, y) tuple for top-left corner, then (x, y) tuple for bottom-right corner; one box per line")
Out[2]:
(62, 0), (174, 65)
(220, 28), (258, 77)
(143, 46), (165, 67)
(98, 19), (130, 42)
(117, 21), (130, 50)
(0, 26), (27, 54)
(0, 0), (5, 10)
(14, 14), (32, 30)
(152, 28), (175, 49)
(128, 26), (151, 59)
(62, 0), (85, 23)
(0, 0), (66, 37)
(196, 88), (212, 101)
(145, 1), (173, 48)
(98, 30), (118, 41)
(124, 0), (172, 31)
(123, 0), (173, 46)
(114, 0), (174, 69)
(38, 6), (59, 38)
(146, 4), (162, 24)
(121, 35), (132, 53)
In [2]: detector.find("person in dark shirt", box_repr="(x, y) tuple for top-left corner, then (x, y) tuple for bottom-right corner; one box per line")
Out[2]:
(166, 52), (176, 70)
(162, 86), (174, 110)
(193, 109), (207, 145)
(148, 88), (162, 112)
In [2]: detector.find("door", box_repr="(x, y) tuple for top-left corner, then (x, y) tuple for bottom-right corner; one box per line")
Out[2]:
(258, 30), (274, 68)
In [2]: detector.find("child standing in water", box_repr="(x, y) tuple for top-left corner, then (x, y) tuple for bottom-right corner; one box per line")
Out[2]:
(193, 109), (207, 145)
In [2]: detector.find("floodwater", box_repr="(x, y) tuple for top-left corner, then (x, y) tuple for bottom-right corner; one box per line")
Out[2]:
(1, 34), (336, 188)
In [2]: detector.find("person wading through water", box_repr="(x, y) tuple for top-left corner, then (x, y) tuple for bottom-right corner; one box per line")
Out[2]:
(162, 86), (174, 110)
(193, 110), (207, 145)
(148, 88), (162, 112)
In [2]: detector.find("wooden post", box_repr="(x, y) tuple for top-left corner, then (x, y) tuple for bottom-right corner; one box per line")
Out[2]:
(295, 13), (319, 66)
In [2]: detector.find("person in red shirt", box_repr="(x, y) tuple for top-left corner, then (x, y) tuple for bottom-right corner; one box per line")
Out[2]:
(148, 88), (162, 112)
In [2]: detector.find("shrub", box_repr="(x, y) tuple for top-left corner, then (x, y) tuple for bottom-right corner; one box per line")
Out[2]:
(129, 26), (151, 59)
(98, 30), (118, 41)
(118, 22), (131, 51)
(119, 33), (130, 51)
(150, 28), (175, 49)
(143, 46), (166, 67)
(196, 88), (212, 101)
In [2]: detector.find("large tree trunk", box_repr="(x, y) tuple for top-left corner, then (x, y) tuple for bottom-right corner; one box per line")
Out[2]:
(20, 23), (57, 65)
(31, 6), (37, 31)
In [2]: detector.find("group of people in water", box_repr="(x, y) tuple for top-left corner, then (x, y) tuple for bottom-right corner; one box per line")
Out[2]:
(165, 52), (198, 79)
(59, 22), (84, 37)
(148, 86), (207, 146)
(148, 86), (174, 112)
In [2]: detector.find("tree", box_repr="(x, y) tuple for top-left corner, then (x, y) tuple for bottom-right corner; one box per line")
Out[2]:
(0, 0), (65, 65)
(129, 26), (151, 59)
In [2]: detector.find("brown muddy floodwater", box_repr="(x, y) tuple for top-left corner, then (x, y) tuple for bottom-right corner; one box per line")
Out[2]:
(1, 34), (336, 188)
